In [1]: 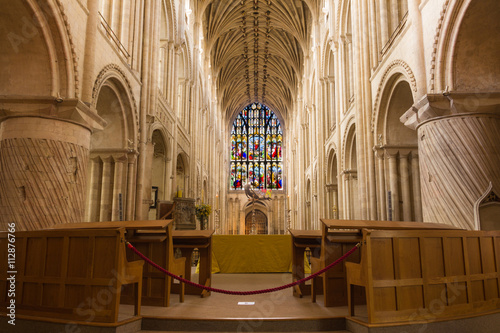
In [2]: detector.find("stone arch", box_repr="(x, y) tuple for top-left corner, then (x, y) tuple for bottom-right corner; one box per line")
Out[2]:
(375, 74), (416, 146)
(161, 0), (176, 41)
(343, 122), (359, 219)
(91, 64), (138, 146)
(374, 73), (422, 222)
(150, 129), (170, 207)
(474, 182), (500, 231)
(326, 147), (339, 219)
(175, 151), (190, 197)
(372, 61), (417, 132)
(434, 0), (500, 92)
(244, 202), (269, 235)
(0, 0), (76, 98)
(339, 0), (354, 109)
(85, 72), (138, 222)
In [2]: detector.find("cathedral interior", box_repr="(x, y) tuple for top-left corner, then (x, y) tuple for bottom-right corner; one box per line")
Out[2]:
(1, 0), (499, 233)
(0, 0), (499, 331)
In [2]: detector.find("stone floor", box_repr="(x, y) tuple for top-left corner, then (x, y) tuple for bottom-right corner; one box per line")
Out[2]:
(119, 271), (360, 321)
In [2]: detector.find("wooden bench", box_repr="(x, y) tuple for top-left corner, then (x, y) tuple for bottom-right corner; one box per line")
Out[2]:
(346, 229), (500, 324)
(172, 230), (214, 297)
(0, 228), (143, 323)
(289, 229), (322, 298)
(318, 219), (460, 307)
(51, 220), (186, 307)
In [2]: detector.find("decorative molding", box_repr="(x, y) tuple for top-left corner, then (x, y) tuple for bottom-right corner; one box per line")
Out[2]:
(429, 0), (452, 92)
(341, 115), (356, 170)
(371, 60), (417, 133)
(91, 64), (139, 136)
(54, 0), (80, 97)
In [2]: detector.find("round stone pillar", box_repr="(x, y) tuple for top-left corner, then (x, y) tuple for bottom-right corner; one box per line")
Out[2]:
(0, 116), (91, 230)
(417, 114), (500, 229)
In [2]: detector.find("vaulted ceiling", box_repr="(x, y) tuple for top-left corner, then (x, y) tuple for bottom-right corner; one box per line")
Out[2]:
(198, 0), (320, 121)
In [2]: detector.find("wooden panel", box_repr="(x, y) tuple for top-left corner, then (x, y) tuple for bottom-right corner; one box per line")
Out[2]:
(423, 237), (445, 277)
(41, 284), (60, 307)
(22, 282), (40, 306)
(93, 236), (116, 279)
(0, 228), (143, 323)
(445, 237), (465, 276)
(347, 229), (500, 325)
(65, 284), (86, 308)
(470, 280), (485, 302)
(45, 237), (64, 277)
(371, 238), (394, 280)
(398, 237), (421, 279)
(91, 285), (114, 311)
(481, 237), (496, 273)
(373, 287), (396, 312)
(446, 281), (468, 306)
(399, 286), (424, 310)
(67, 237), (89, 278)
(426, 284), (446, 308)
(25, 238), (44, 276)
(467, 237), (482, 275)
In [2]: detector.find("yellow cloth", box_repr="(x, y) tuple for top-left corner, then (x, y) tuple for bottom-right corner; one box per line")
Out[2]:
(194, 234), (311, 274)
(304, 253), (311, 274)
(211, 235), (292, 273)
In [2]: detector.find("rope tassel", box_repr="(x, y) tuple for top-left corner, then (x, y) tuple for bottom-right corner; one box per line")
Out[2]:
(126, 241), (360, 296)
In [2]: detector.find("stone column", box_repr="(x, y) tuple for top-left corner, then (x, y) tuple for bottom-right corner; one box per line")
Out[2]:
(374, 148), (387, 220)
(411, 151), (423, 222)
(111, 154), (127, 221)
(86, 156), (102, 222)
(399, 150), (412, 221)
(126, 152), (137, 220)
(402, 94), (500, 228)
(81, 0), (100, 104)
(390, 0), (399, 32)
(0, 117), (91, 230)
(378, 0), (389, 47)
(386, 149), (400, 221)
(99, 156), (113, 221)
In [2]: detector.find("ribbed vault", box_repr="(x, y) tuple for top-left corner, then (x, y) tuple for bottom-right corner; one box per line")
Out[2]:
(199, 0), (319, 120)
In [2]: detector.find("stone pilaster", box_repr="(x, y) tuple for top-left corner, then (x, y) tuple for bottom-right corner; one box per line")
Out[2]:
(402, 93), (500, 228)
(0, 98), (105, 230)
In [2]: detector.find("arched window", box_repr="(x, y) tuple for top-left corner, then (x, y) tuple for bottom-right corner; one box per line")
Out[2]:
(230, 103), (283, 190)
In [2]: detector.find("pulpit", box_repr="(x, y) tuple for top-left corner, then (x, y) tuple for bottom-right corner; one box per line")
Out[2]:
(173, 197), (196, 230)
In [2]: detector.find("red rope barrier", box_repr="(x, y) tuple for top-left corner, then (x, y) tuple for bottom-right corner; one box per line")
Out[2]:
(126, 241), (360, 296)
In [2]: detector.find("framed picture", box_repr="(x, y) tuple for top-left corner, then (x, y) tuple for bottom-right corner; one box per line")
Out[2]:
(150, 186), (158, 208)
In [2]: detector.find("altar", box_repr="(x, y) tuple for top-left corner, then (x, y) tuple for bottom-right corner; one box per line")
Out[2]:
(210, 235), (293, 273)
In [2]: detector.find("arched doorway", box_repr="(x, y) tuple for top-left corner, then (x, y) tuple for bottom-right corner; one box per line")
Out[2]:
(344, 124), (360, 219)
(175, 154), (187, 197)
(327, 150), (339, 219)
(86, 75), (137, 222)
(245, 210), (268, 234)
(149, 130), (169, 219)
(376, 76), (421, 221)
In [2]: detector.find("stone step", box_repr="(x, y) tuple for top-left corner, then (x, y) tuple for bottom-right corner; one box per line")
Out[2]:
(140, 317), (347, 332)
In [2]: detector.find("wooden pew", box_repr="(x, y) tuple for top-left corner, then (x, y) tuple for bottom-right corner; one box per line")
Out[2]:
(0, 228), (143, 323)
(50, 220), (186, 307)
(318, 219), (459, 307)
(289, 229), (322, 298)
(346, 229), (500, 324)
(124, 221), (186, 307)
(172, 230), (214, 297)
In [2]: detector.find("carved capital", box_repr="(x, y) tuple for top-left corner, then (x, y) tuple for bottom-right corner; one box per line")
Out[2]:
(402, 93), (500, 130)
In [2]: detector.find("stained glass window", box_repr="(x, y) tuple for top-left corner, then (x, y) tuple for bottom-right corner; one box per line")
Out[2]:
(230, 103), (283, 190)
